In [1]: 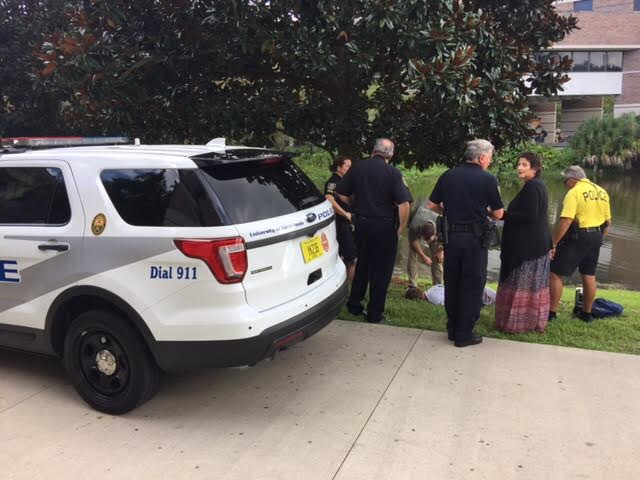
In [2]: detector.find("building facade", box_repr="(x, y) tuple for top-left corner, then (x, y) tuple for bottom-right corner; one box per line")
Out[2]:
(531, 0), (640, 142)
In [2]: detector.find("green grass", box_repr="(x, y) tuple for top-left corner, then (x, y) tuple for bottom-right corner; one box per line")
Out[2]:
(339, 279), (640, 355)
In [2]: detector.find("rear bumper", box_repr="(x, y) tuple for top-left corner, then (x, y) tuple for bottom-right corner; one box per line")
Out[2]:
(152, 279), (348, 373)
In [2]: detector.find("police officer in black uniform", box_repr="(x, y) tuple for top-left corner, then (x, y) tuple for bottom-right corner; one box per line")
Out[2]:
(324, 156), (357, 281)
(336, 138), (412, 323)
(428, 139), (504, 347)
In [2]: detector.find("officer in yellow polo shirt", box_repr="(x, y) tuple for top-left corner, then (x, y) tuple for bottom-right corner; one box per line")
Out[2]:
(550, 166), (612, 322)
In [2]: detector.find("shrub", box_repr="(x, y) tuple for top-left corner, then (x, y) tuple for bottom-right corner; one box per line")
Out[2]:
(570, 114), (639, 170)
(289, 146), (333, 188)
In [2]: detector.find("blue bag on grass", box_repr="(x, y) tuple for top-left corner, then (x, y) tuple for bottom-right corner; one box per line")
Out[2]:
(591, 298), (624, 318)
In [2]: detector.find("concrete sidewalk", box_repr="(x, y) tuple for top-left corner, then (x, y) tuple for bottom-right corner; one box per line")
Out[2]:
(1, 320), (639, 479)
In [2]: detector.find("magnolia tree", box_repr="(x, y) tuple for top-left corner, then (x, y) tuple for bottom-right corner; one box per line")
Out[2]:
(2, 0), (576, 166)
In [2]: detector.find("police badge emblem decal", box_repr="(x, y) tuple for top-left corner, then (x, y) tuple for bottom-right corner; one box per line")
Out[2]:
(91, 213), (107, 236)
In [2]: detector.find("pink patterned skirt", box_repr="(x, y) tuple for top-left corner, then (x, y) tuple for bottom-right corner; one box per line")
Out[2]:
(495, 254), (550, 333)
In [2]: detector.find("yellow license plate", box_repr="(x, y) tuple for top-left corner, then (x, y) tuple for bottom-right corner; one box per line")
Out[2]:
(300, 236), (324, 263)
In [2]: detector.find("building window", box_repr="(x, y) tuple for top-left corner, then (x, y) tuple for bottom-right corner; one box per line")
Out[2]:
(589, 51), (606, 72)
(572, 52), (590, 71)
(551, 51), (571, 67)
(635, 0), (640, 11)
(534, 51), (623, 72)
(574, 0), (593, 11)
(606, 52), (623, 71)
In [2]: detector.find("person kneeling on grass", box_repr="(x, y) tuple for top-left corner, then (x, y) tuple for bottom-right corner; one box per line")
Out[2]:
(407, 205), (444, 289)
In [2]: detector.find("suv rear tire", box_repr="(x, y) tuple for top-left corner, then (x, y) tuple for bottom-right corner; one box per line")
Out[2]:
(63, 310), (161, 414)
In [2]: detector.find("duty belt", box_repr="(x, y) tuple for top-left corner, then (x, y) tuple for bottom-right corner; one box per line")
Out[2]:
(579, 226), (602, 233)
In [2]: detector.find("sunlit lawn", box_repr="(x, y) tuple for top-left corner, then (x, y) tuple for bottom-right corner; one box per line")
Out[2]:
(339, 278), (640, 355)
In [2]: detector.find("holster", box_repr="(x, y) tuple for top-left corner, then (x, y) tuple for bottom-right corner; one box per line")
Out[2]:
(436, 215), (448, 246)
(477, 222), (489, 249)
(559, 221), (579, 246)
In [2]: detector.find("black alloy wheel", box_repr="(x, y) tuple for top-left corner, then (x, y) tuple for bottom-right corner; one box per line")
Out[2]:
(64, 309), (160, 415)
(77, 329), (130, 397)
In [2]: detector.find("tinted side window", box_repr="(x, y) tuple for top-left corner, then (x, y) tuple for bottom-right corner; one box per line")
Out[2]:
(101, 169), (222, 227)
(197, 158), (324, 224)
(0, 167), (71, 225)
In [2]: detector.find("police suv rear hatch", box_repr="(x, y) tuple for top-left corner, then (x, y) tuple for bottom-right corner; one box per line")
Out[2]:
(193, 150), (340, 311)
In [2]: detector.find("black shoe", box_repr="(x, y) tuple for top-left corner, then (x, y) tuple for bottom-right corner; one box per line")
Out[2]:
(454, 335), (483, 348)
(576, 310), (593, 323)
(548, 311), (557, 321)
(447, 331), (454, 341)
(347, 305), (367, 317)
(367, 314), (389, 324)
(573, 306), (581, 316)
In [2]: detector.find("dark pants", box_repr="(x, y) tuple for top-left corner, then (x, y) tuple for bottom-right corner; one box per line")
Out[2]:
(551, 230), (603, 277)
(443, 232), (488, 341)
(347, 217), (398, 322)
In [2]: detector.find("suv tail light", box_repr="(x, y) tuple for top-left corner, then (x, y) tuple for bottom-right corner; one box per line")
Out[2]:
(174, 237), (247, 284)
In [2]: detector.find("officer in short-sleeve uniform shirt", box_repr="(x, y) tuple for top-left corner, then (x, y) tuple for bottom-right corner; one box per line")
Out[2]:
(336, 138), (412, 323)
(550, 165), (612, 322)
(428, 139), (503, 347)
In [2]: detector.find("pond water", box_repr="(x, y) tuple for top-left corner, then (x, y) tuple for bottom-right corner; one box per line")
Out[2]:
(395, 170), (640, 291)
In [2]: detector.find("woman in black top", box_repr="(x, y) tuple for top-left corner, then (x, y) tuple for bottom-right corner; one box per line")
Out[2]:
(324, 156), (357, 281)
(495, 152), (553, 333)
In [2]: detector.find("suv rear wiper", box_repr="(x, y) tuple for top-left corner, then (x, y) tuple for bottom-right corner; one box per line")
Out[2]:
(299, 195), (322, 208)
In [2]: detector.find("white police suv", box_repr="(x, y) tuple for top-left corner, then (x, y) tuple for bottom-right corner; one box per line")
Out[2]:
(0, 137), (347, 414)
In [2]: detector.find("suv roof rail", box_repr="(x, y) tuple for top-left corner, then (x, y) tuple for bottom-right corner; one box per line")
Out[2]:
(0, 136), (131, 150)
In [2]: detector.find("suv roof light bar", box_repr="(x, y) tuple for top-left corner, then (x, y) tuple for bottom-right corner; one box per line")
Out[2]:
(0, 136), (131, 149)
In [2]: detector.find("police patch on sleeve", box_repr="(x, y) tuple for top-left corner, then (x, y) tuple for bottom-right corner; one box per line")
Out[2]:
(326, 182), (337, 194)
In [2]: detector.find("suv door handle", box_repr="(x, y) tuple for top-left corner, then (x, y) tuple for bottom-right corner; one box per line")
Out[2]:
(38, 243), (70, 252)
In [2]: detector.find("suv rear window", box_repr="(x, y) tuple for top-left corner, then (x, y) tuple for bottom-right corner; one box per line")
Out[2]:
(101, 169), (223, 227)
(196, 157), (324, 224)
(0, 167), (71, 225)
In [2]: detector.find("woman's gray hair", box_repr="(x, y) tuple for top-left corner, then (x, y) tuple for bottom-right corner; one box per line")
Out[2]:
(464, 139), (494, 162)
(373, 138), (394, 158)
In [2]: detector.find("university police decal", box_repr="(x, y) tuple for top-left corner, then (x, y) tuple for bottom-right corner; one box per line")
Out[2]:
(91, 213), (107, 236)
